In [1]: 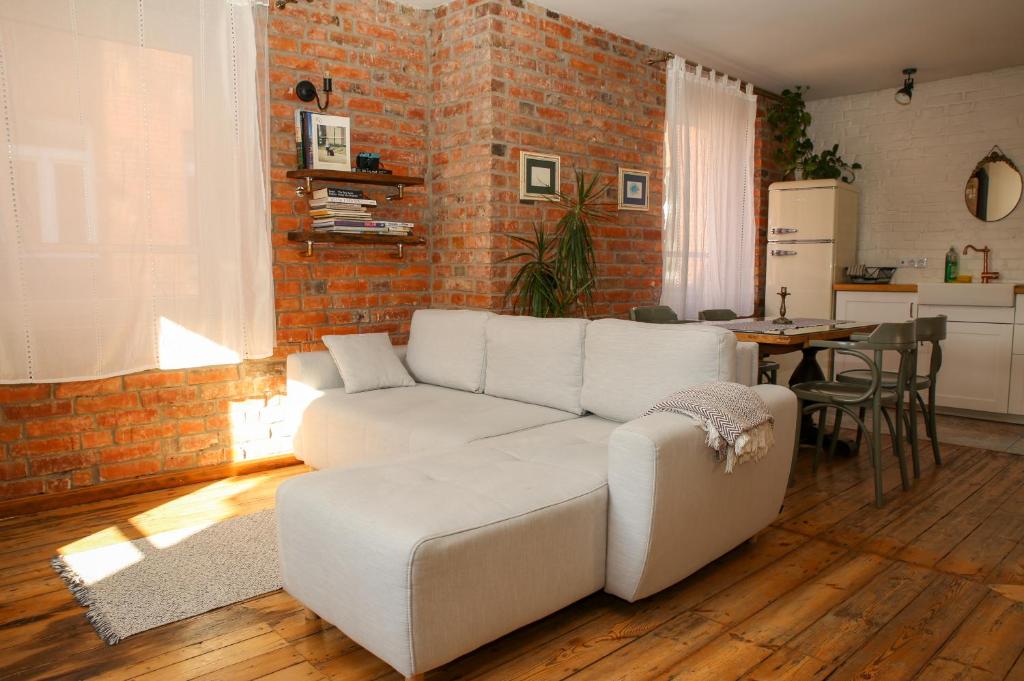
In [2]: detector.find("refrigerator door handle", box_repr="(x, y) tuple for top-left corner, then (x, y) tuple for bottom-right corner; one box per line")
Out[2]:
(770, 227), (799, 235)
(769, 249), (798, 256)
(767, 238), (835, 245)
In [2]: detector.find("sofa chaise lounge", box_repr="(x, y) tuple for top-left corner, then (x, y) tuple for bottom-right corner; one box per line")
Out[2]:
(276, 310), (797, 679)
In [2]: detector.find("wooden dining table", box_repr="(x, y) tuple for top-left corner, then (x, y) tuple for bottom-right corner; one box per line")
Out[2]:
(702, 317), (878, 454)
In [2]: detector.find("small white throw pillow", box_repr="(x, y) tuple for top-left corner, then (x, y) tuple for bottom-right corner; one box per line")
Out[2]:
(323, 334), (415, 394)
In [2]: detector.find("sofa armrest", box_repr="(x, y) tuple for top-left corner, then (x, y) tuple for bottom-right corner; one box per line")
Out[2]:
(604, 384), (797, 602)
(735, 341), (759, 387)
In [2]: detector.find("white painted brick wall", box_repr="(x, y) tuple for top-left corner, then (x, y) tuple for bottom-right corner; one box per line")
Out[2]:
(807, 65), (1024, 284)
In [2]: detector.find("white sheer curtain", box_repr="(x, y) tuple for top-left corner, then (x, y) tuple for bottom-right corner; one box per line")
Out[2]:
(661, 57), (757, 320)
(0, 0), (274, 383)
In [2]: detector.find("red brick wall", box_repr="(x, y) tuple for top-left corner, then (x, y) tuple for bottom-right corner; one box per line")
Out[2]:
(428, 1), (502, 309)
(427, 0), (664, 316)
(0, 0), (775, 502)
(754, 96), (784, 315)
(269, 0), (432, 349)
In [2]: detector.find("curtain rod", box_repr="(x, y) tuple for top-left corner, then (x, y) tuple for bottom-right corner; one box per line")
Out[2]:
(646, 54), (782, 102)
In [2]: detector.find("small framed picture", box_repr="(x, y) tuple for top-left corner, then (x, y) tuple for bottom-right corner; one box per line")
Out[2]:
(618, 168), (650, 211)
(311, 113), (351, 172)
(519, 152), (561, 200)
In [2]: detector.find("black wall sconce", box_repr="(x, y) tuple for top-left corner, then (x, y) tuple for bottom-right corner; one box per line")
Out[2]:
(895, 67), (916, 105)
(295, 73), (332, 111)
(275, 0), (312, 9)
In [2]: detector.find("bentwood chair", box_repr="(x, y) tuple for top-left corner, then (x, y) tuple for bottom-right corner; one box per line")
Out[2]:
(837, 315), (947, 477)
(698, 308), (780, 384)
(790, 321), (917, 507)
(629, 305), (693, 324)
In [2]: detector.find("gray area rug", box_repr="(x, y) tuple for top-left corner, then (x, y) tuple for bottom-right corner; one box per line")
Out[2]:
(52, 509), (281, 644)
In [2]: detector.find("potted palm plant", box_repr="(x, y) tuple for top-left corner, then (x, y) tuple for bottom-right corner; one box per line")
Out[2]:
(502, 170), (606, 318)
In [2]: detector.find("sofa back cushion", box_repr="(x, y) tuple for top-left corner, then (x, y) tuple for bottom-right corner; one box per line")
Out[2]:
(580, 319), (736, 422)
(406, 309), (492, 392)
(484, 315), (589, 414)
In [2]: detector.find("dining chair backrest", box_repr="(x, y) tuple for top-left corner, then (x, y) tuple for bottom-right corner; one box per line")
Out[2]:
(915, 315), (947, 377)
(631, 305), (679, 323)
(861, 320), (917, 350)
(698, 308), (737, 322)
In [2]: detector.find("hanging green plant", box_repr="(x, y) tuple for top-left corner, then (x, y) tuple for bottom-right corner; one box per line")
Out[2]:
(801, 144), (862, 183)
(767, 86), (862, 183)
(766, 86), (814, 178)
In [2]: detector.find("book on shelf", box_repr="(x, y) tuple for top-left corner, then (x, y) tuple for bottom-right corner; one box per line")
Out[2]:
(308, 196), (377, 208)
(316, 227), (412, 235)
(311, 187), (365, 200)
(309, 210), (372, 219)
(294, 110), (305, 169)
(312, 219), (414, 230)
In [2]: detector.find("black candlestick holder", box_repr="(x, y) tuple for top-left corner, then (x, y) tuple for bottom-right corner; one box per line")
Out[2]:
(773, 287), (792, 325)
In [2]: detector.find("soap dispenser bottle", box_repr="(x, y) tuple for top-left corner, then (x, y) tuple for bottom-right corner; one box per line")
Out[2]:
(944, 246), (959, 282)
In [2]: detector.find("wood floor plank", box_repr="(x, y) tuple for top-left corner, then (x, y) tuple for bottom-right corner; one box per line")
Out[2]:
(554, 539), (851, 681)
(926, 590), (1024, 680)
(748, 560), (936, 679)
(858, 454), (1011, 558)
(937, 480), (1024, 581)
(898, 461), (1024, 568)
(658, 552), (889, 680)
(782, 446), (976, 541)
(256, 662), (327, 681)
(826, 573), (988, 681)
(806, 444), (983, 548)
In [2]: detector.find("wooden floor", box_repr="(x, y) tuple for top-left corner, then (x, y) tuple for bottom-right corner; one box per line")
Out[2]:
(2, 425), (1024, 680)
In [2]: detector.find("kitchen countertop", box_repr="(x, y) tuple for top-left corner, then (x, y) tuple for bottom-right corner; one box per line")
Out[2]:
(833, 283), (1024, 294)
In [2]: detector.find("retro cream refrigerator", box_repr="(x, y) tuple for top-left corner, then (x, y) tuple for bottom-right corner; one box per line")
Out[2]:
(765, 179), (859, 383)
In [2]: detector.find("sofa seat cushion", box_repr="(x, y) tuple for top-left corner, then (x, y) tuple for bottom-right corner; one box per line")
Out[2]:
(276, 447), (608, 677)
(293, 384), (578, 470)
(475, 415), (619, 479)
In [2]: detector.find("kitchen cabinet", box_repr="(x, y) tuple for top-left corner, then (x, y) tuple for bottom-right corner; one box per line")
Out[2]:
(1011, 296), (1024, 415)
(833, 291), (917, 376)
(834, 288), (1021, 416)
(924, 321), (1013, 413)
(1010, 356), (1024, 416)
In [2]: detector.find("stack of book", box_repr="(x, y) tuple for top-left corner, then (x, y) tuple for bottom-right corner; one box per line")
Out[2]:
(310, 188), (413, 236)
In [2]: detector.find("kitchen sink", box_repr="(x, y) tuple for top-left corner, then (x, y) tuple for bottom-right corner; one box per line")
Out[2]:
(916, 282), (1017, 307)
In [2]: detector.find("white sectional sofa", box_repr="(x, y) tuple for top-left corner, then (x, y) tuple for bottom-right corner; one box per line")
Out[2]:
(276, 310), (797, 679)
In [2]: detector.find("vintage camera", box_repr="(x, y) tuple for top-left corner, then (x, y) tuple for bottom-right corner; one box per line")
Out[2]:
(356, 152), (381, 172)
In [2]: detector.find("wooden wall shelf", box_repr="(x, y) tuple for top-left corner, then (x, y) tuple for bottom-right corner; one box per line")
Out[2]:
(286, 169), (424, 200)
(287, 230), (426, 258)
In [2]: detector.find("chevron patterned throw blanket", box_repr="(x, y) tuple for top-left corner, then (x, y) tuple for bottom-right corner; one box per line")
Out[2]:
(643, 382), (775, 473)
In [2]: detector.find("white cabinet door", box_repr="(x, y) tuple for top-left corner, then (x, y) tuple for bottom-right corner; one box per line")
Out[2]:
(929, 321), (1013, 413)
(768, 187), (836, 241)
(1010, 355), (1024, 416)
(833, 291), (916, 376)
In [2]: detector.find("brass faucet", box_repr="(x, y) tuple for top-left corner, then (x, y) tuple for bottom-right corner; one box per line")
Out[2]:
(962, 245), (1000, 283)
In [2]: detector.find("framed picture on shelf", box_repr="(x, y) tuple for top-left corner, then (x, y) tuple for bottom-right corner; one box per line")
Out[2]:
(310, 113), (351, 172)
(519, 151), (561, 200)
(618, 168), (650, 211)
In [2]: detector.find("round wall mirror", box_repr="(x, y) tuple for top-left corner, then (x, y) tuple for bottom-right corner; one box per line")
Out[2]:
(965, 147), (1022, 222)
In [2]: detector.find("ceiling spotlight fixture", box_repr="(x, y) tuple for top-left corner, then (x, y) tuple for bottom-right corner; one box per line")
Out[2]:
(895, 67), (917, 105)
